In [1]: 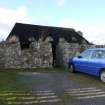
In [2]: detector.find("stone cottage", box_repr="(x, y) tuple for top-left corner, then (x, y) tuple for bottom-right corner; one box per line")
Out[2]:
(0, 23), (89, 69)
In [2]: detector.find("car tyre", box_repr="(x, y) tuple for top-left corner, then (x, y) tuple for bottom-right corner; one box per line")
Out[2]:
(69, 64), (75, 73)
(100, 70), (105, 83)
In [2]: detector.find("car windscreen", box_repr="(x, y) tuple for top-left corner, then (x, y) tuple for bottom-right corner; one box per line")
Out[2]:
(79, 50), (92, 58)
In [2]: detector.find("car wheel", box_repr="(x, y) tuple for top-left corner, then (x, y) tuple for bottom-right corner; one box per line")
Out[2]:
(69, 64), (75, 73)
(100, 70), (105, 82)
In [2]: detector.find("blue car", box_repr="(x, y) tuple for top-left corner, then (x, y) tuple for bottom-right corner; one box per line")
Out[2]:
(68, 48), (105, 82)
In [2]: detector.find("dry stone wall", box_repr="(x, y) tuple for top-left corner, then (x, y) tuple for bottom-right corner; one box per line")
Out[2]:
(56, 38), (81, 68)
(5, 42), (22, 68)
(0, 36), (89, 69)
(0, 42), (6, 68)
(0, 37), (53, 69)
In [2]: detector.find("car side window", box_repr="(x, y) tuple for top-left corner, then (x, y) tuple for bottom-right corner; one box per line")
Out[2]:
(91, 50), (105, 59)
(80, 50), (92, 59)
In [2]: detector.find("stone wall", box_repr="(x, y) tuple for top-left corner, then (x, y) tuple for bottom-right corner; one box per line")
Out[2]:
(56, 38), (81, 68)
(0, 42), (6, 68)
(0, 37), (53, 69)
(0, 36), (89, 69)
(5, 42), (22, 68)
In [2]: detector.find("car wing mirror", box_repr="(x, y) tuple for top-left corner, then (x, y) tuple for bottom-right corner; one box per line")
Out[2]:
(77, 55), (83, 58)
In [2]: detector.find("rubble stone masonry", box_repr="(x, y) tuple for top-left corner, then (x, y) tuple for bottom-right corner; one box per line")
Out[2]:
(0, 36), (89, 69)
(0, 37), (53, 68)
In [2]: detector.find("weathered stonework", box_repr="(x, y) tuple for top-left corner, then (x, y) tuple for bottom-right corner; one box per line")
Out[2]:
(0, 37), (53, 69)
(0, 36), (89, 69)
(5, 42), (22, 68)
(56, 38), (80, 68)
(0, 42), (6, 68)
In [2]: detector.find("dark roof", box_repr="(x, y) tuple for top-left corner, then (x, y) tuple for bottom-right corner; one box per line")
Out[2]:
(7, 23), (90, 47)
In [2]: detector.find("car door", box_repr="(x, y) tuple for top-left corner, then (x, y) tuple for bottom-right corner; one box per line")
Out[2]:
(74, 49), (92, 72)
(86, 50), (105, 76)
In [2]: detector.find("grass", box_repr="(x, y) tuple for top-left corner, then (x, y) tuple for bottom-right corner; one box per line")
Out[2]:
(0, 70), (28, 105)
(73, 72), (105, 90)
(0, 69), (35, 104)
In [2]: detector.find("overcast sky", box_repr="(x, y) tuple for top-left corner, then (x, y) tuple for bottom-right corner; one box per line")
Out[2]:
(0, 0), (105, 44)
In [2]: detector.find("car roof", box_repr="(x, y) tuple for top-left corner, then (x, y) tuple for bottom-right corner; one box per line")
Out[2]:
(87, 48), (105, 51)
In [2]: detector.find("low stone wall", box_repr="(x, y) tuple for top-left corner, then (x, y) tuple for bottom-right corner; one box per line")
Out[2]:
(56, 38), (80, 68)
(5, 42), (22, 68)
(0, 37), (89, 69)
(0, 42), (6, 68)
(0, 38), (53, 69)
